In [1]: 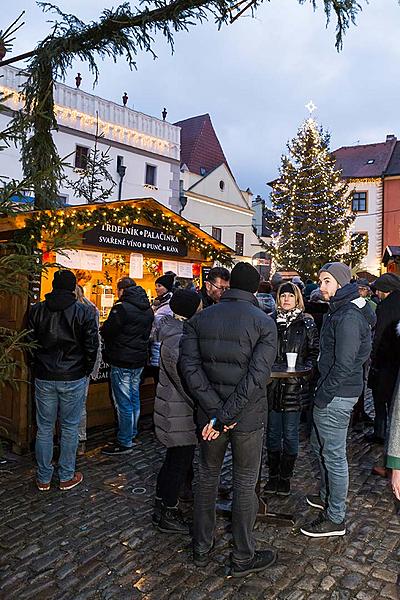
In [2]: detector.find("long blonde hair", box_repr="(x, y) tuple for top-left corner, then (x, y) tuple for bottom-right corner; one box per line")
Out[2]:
(276, 282), (305, 311)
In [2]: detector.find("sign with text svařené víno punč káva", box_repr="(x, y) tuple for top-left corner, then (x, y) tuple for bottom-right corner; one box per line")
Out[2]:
(84, 223), (188, 257)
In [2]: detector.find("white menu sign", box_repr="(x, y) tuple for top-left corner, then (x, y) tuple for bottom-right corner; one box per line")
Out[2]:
(56, 249), (103, 271)
(162, 260), (178, 274)
(177, 262), (194, 278)
(129, 253), (144, 279)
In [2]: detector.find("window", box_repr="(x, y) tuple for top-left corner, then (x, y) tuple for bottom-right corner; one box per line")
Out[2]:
(235, 232), (244, 256)
(352, 191), (367, 212)
(200, 167), (206, 176)
(219, 180), (225, 191)
(366, 159), (375, 165)
(145, 164), (157, 186)
(212, 227), (222, 242)
(75, 145), (89, 170)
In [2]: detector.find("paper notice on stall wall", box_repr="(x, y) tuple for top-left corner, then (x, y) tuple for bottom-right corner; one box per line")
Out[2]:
(162, 260), (178, 274)
(177, 262), (194, 278)
(56, 249), (102, 271)
(129, 254), (144, 279)
(82, 251), (103, 271)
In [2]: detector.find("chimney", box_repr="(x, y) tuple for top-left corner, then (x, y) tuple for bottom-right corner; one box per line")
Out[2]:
(386, 134), (397, 142)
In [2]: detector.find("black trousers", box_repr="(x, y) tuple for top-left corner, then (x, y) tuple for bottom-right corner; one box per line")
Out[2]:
(194, 428), (264, 564)
(156, 445), (195, 507)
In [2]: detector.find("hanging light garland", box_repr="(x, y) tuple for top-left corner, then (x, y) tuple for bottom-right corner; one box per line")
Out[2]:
(16, 203), (233, 265)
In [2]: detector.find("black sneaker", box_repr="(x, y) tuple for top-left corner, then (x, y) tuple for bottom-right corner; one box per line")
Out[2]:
(231, 549), (277, 578)
(276, 477), (290, 496)
(300, 512), (346, 538)
(264, 477), (278, 495)
(157, 506), (190, 535)
(193, 540), (215, 567)
(101, 444), (133, 456)
(306, 494), (326, 510)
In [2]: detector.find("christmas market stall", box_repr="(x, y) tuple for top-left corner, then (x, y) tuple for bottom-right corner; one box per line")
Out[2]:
(0, 197), (232, 453)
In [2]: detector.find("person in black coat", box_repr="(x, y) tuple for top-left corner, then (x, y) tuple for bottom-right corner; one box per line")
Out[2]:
(152, 289), (202, 535)
(28, 270), (99, 491)
(266, 282), (319, 496)
(367, 273), (400, 446)
(180, 262), (278, 577)
(100, 277), (154, 455)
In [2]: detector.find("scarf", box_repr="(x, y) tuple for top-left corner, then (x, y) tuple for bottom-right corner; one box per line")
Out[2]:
(276, 307), (303, 328)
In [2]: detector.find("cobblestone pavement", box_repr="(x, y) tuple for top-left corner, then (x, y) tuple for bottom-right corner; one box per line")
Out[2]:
(1, 419), (399, 600)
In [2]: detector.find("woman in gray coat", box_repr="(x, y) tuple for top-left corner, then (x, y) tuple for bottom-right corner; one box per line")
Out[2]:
(153, 289), (201, 535)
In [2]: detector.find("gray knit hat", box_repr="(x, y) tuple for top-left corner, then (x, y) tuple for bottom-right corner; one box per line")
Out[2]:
(319, 262), (351, 287)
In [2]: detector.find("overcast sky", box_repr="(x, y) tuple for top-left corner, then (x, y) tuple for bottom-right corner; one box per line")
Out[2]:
(7, 0), (400, 198)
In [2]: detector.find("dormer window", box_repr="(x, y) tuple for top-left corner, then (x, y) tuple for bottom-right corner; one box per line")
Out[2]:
(200, 167), (206, 176)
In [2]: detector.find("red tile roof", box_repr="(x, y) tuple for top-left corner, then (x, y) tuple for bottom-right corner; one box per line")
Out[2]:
(333, 139), (397, 178)
(174, 114), (229, 176)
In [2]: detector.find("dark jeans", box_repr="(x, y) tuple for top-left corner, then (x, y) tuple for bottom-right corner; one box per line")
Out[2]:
(194, 428), (263, 564)
(267, 410), (301, 455)
(372, 387), (389, 440)
(156, 445), (195, 507)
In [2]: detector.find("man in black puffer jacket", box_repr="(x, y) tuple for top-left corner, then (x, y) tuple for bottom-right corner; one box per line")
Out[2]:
(29, 270), (99, 492)
(180, 262), (278, 578)
(101, 277), (154, 455)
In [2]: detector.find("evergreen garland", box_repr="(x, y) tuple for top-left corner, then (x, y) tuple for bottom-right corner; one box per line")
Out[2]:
(16, 202), (233, 265)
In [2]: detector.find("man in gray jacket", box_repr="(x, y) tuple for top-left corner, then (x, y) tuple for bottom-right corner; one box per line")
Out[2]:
(180, 262), (277, 577)
(301, 262), (376, 538)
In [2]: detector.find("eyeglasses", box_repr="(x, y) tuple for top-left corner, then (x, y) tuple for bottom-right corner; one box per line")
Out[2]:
(208, 281), (230, 292)
(208, 281), (229, 292)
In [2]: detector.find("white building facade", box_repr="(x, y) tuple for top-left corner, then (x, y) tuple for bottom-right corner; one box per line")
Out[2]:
(0, 65), (181, 211)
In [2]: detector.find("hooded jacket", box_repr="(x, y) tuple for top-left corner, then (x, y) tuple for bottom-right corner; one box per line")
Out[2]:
(180, 288), (277, 432)
(28, 289), (99, 381)
(101, 285), (154, 369)
(314, 283), (376, 408)
(153, 316), (197, 448)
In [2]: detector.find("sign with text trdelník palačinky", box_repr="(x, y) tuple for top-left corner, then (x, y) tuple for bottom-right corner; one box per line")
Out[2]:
(84, 223), (188, 257)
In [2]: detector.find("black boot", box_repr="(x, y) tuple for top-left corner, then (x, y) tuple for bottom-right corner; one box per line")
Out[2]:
(152, 496), (162, 526)
(277, 453), (297, 496)
(158, 503), (190, 535)
(264, 450), (281, 495)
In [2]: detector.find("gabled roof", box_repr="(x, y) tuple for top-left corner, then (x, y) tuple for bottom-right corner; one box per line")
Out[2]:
(385, 141), (400, 176)
(333, 138), (397, 178)
(174, 114), (229, 176)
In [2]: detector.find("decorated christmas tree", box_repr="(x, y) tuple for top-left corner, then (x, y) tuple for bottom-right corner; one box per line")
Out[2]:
(269, 115), (367, 280)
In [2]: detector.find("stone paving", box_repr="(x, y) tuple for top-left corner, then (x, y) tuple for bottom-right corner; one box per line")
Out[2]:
(0, 419), (399, 600)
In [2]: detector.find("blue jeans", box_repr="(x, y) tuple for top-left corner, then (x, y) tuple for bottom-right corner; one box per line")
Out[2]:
(267, 410), (301, 455)
(311, 396), (357, 524)
(110, 366), (143, 447)
(194, 428), (264, 564)
(35, 377), (87, 483)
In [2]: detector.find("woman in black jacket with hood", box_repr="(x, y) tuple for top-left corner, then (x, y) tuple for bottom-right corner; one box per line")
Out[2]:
(266, 282), (319, 495)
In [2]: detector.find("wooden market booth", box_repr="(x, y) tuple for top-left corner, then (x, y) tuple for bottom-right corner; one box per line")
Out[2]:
(0, 197), (232, 453)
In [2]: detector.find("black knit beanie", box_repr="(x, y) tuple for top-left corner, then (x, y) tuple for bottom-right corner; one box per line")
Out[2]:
(230, 262), (260, 294)
(52, 270), (76, 291)
(170, 289), (201, 319)
(279, 282), (297, 296)
(155, 273), (175, 291)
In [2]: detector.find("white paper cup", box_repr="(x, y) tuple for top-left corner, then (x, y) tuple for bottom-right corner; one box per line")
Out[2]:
(286, 352), (298, 370)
